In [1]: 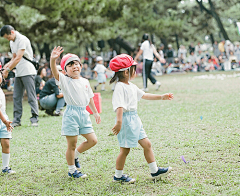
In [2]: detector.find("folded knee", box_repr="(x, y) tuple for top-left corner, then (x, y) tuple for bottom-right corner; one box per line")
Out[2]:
(91, 138), (98, 146)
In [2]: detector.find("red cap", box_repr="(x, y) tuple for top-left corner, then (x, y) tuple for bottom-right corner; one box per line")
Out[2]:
(109, 54), (137, 72)
(60, 53), (81, 71)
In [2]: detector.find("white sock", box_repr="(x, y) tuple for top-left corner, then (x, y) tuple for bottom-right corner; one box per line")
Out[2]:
(74, 148), (80, 159)
(95, 83), (99, 87)
(101, 84), (105, 90)
(115, 169), (123, 178)
(68, 165), (76, 174)
(2, 153), (10, 169)
(149, 162), (158, 173)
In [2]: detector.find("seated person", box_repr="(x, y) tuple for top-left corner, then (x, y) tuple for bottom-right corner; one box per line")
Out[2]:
(35, 66), (46, 97)
(39, 65), (65, 116)
(80, 63), (92, 79)
(228, 51), (238, 69)
(151, 57), (163, 76)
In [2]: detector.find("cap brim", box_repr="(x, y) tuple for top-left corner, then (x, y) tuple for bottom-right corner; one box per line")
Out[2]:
(65, 56), (81, 68)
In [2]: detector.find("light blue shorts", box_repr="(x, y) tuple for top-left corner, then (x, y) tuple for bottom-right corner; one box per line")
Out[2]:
(61, 105), (94, 136)
(117, 111), (147, 148)
(97, 73), (106, 83)
(0, 113), (12, 139)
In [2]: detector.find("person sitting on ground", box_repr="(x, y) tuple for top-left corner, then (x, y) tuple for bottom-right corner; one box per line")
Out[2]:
(39, 65), (65, 116)
(80, 63), (92, 80)
(228, 51), (238, 69)
(151, 57), (162, 76)
(35, 66), (46, 97)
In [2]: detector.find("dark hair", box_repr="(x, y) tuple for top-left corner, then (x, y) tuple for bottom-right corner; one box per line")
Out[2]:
(142, 33), (152, 46)
(110, 65), (136, 84)
(37, 66), (45, 75)
(66, 60), (82, 67)
(0, 25), (14, 37)
(142, 33), (149, 41)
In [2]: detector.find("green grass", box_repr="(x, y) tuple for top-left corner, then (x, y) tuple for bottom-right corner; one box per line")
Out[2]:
(1, 71), (239, 195)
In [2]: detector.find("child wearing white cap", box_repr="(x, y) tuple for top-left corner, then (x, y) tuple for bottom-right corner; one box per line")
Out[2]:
(50, 46), (101, 179)
(93, 56), (111, 91)
(109, 54), (173, 183)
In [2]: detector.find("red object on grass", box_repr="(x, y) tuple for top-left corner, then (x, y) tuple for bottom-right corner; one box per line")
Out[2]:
(86, 93), (102, 114)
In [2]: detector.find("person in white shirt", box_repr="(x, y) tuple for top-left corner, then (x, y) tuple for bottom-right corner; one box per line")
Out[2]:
(134, 34), (165, 92)
(109, 54), (173, 183)
(0, 25), (38, 127)
(0, 71), (15, 174)
(93, 56), (111, 91)
(50, 47), (101, 179)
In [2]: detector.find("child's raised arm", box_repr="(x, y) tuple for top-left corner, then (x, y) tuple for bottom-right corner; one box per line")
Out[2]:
(142, 93), (174, 100)
(50, 46), (64, 81)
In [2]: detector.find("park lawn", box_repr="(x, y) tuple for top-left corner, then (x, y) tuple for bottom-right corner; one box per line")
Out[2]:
(0, 71), (239, 196)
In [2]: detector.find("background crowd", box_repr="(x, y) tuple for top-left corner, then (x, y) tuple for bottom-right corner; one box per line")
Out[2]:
(0, 39), (240, 93)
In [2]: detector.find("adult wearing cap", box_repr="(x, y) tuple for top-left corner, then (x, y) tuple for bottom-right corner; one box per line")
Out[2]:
(134, 33), (164, 92)
(39, 65), (65, 116)
(0, 25), (38, 127)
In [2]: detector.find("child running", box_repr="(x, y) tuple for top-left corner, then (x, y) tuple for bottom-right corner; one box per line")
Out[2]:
(50, 46), (101, 178)
(93, 56), (111, 91)
(0, 71), (14, 174)
(109, 54), (173, 183)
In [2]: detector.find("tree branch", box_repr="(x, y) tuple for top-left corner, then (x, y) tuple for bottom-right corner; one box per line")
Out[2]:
(195, 0), (212, 15)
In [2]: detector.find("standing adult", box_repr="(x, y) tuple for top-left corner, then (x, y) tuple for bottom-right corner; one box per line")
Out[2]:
(134, 34), (164, 92)
(0, 25), (38, 127)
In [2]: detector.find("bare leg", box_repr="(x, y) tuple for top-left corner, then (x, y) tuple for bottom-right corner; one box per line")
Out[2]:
(116, 147), (130, 170)
(66, 136), (78, 165)
(1, 139), (10, 153)
(138, 138), (155, 163)
(76, 133), (97, 153)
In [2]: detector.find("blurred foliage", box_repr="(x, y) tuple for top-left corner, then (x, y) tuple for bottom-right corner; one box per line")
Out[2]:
(0, 0), (240, 54)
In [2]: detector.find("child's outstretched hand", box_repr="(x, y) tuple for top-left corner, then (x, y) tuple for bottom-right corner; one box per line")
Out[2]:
(4, 121), (13, 132)
(93, 113), (101, 124)
(51, 46), (64, 60)
(112, 122), (121, 135)
(162, 93), (174, 100)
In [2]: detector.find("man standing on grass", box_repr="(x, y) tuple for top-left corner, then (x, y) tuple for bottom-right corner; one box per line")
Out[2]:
(0, 25), (38, 127)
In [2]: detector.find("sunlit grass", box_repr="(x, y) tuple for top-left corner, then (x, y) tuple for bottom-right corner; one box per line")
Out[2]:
(1, 71), (239, 195)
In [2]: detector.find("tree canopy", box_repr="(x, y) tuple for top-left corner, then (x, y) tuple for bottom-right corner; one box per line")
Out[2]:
(0, 0), (240, 55)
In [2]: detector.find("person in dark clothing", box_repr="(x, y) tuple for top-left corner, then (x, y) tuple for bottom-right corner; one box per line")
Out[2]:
(35, 66), (46, 96)
(39, 65), (65, 116)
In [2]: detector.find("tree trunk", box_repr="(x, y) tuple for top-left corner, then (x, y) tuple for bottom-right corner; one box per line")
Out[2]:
(210, 33), (214, 44)
(160, 37), (168, 54)
(175, 34), (179, 49)
(211, 11), (229, 40)
(196, 0), (230, 41)
(43, 43), (50, 62)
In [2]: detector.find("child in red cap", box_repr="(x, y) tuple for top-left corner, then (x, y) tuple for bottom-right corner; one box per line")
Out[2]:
(109, 54), (174, 183)
(50, 46), (101, 178)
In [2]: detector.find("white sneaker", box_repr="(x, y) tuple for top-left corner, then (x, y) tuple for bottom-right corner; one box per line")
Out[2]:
(142, 88), (149, 92)
(2, 167), (16, 174)
(155, 81), (161, 90)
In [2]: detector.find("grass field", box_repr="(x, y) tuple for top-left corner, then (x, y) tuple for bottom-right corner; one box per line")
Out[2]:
(0, 71), (239, 196)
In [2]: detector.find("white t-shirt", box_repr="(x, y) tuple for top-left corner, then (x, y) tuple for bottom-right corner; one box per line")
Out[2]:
(112, 82), (145, 112)
(10, 31), (36, 77)
(0, 89), (6, 113)
(56, 73), (94, 107)
(140, 40), (155, 61)
(94, 63), (106, 74)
